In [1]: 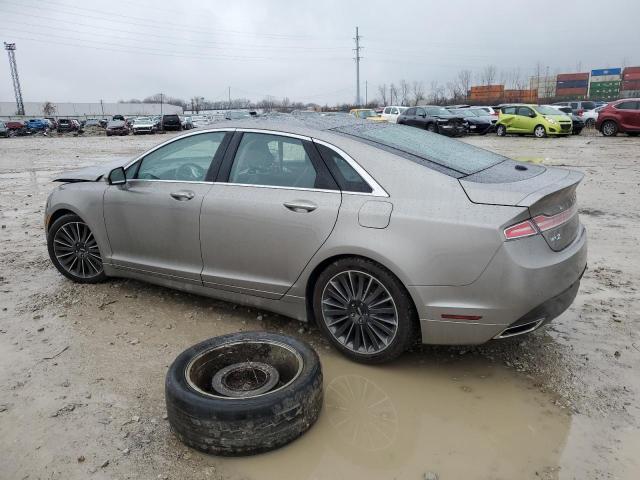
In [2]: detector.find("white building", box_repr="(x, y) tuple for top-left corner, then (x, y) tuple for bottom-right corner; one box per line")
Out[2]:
(0, 101), (182, 118)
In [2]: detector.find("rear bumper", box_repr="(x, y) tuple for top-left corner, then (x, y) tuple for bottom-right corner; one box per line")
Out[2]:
(410, 224), (587, 345)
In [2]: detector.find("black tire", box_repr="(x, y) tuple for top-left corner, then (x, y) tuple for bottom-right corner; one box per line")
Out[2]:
(601, 120), (618, 136)
(496, 124), (507, 136)
(585, 118), (596, 128)
(533, 124), (547, 138)
(165, 332), (322, 456)
(47, 213), (107, 284)
(573, 128), (583, 135)
(312, 257), (419, 364)
(426, 123), (437, 133)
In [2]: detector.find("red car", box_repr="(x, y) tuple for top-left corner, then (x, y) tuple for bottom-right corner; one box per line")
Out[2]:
(596, 98), (640, 136)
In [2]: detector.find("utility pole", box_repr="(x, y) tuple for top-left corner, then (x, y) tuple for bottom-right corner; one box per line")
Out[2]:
(353, 27), (363, 106)
(228, 86), (231, 109)
(4, 42), (25, 115)
(160, 93), (163, 116)
(365, 80), (368, 106)
(100, 99), (104, 118)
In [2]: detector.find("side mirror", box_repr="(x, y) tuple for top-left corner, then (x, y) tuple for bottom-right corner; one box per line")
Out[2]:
(108, 166), (126, 185)
(529, 112), (537, 118)
(419, 113), (426, 118)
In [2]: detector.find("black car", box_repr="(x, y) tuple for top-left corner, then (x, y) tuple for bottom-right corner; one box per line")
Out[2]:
(161, 114), (183, 131)
(106, 120), (129, 136)
(550, 105), (584, 135)
(447, 108), (493, 135)
(397, 106), (468, 137)
(56, 119), (76, 133)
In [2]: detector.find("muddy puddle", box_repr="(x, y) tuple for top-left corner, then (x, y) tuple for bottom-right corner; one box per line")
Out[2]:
(213, 351), (570, 480)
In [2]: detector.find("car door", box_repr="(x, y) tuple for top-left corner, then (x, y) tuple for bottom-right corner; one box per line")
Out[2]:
(615, 101), (640, 130)
(513, 106), (535, 132)
(103, 131), (230, 283)
(199, 131), (341, 299)
(499, 106), (517, 131)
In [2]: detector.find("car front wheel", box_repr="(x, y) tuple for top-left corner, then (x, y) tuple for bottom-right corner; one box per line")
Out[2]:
(47, 214), (107, 283)
(313, 257), (418, 364)
(496, 124), (507, 136)
(534, 125), (547, 138)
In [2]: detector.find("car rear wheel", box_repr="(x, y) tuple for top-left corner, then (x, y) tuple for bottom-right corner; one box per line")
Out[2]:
(601, 120), (618, 136)
(313, 257), (418, 364)
(534, 125), (547, 138)
(426, 123), (437, 133)
(496, 124), (507, 136)
(47, 214), (107, 283)
(585, 118), (596, 128)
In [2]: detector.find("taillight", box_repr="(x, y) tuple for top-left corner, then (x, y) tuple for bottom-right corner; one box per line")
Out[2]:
(532, 205), (577, 232)
(577, 109), (584, 116)
(503, 220), (537, 240)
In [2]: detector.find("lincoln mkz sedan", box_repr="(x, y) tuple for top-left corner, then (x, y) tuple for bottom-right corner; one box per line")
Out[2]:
(45, 117), (587, 363)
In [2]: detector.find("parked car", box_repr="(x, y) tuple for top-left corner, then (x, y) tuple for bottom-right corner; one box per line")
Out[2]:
(84, 119), (102, 128)
(469, 107), (498, 127)
(112, 115), (125, 121)
(397, 106), (468, 136)
(26, 118), (48, 131)
(349, 109), (386, 122)
(45, 118), (587, 363)
(132, 116), (157, 135)
(161, 114), (182, 131)
(5, 120), (25, 132)
(181, 116), (194, 130)
(380, 106), (408, 123)
(596, 99), (640, 136)
(475, 106), (499, 117)
(0, 120), (8, 137)
(45, 117), (58, 129)
(552, 100), (597, 116)
(447, 108), (493, 135)
(496, 104), (572, 138)
(56, 119), (76, 133)
(547, 106), (584, 135)
(105, 120), (129, 136)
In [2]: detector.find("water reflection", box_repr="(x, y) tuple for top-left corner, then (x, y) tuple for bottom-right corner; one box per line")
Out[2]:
(216, 350), (571, 480)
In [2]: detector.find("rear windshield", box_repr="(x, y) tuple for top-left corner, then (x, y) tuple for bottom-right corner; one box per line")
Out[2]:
(332, 123), (506, 175)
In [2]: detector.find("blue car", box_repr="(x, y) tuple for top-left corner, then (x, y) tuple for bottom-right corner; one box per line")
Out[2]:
(26, 119), (48, 131)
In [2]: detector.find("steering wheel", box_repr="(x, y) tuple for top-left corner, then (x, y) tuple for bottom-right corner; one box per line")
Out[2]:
(175, 163), (206, 181)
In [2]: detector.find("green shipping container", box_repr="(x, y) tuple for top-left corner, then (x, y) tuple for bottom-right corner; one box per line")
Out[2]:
(589, 80), (621, 89)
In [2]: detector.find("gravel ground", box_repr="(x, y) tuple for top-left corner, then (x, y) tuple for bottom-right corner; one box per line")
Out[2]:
(0, 132), (639, 480)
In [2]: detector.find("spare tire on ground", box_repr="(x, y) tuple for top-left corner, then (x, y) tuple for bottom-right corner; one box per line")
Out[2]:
(165, 331), (323, 456)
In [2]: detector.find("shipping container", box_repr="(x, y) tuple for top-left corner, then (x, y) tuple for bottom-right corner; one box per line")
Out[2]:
(469, 84), (504, 93)
(589, 74), (621, 82)
(622, 66), (640, 76)
(591, 67), (622, 77)
(557, 79), (589, 88)
(556, 87), (588, 97)
(622, 80), (640, 91)
(557, 72), (590, 81)
(619, 90), (640, 98)
(622, 72), (640, 81)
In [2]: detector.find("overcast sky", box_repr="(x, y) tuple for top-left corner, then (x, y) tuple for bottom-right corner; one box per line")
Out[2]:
(1, 0), (639, 105)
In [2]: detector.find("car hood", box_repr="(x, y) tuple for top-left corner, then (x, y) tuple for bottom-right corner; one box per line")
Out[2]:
(53, 158), (130, 182)
(134, 122), (154, 127)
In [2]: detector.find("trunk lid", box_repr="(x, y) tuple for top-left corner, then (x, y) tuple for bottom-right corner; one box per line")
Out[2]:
(460, 161), (583, 251)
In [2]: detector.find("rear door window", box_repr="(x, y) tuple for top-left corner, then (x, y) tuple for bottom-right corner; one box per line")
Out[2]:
(516, 106), (533, 116)
(502, 106), (516, 115)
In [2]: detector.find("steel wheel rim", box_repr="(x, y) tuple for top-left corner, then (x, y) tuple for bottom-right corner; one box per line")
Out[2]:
(321, 270), (398, 355)
(53, 221), (103, 278)
(603, 122), (615, 135)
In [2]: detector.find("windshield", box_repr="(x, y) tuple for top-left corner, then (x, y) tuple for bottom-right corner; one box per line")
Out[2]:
(135, 117), (151, 123)
(355, 110), (376, 118)
(470, 108), (488, 116)
(535, 105), (565, 115)
(332, 122), (506, 175)
(450, 109), (476, 116)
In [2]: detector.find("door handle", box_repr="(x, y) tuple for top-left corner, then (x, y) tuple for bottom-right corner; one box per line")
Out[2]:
(283, 201), (317, 213)
(170, 190), (195, 201)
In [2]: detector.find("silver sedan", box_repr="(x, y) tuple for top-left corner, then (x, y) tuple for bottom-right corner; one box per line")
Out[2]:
(45, 117), (587, 363)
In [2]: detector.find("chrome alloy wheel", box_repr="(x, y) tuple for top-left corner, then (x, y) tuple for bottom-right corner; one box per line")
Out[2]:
(321, 270), (398, 354)
(53, 221), (103, 278)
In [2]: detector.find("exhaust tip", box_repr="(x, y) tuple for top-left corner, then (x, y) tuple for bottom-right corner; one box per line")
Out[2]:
(494, 318), (545, 339)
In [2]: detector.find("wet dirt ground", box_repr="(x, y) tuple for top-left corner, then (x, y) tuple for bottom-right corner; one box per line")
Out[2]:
(0, 133), (639, 480)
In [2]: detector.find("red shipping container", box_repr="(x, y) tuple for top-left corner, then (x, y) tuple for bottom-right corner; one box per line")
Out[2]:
(622, 72), (640, 81)
(622, 80), (640, 91)
(623, 66), (640, 75)
(556, 87), (588, 96)
(557, 72), (590, 81)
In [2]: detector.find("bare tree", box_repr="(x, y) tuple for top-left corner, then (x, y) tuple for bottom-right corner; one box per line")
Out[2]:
(456, 70), (472, 99)
(377, 84), (388, 106)
(399, 80), (410, 106)
(42, 101), (56, 116)
(411, 81), (425, 105)
(428, 80), (445, 104)
(446, 82), (463, 102)
(480, 65), (497, 85)
(389, 83), (398, 105)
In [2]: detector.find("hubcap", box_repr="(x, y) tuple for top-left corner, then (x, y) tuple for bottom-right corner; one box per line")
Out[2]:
(53, 221), (103, 278)
(535, 126), (545, 137)
(603, 122), (615, 135)
(321, 270), (398, 354)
